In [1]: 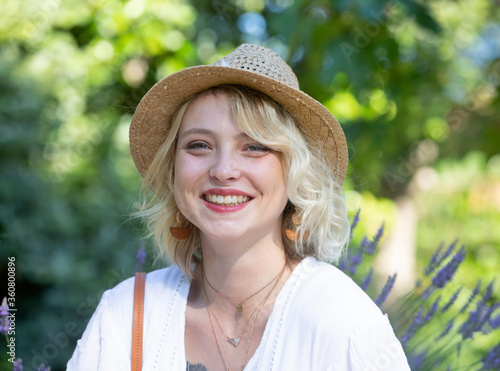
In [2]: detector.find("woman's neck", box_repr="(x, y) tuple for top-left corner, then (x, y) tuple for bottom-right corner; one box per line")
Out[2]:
(198, 233), (288, 304)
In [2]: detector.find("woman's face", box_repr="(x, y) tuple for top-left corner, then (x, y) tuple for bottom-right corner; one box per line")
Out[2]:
(173, 92), (288, 244)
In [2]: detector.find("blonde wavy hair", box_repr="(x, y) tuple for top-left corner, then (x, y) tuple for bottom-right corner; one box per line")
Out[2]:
(136, 85), (349, 277)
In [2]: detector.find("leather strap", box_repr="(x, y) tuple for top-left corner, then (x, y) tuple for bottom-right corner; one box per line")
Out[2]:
(132, 272), (146, 371)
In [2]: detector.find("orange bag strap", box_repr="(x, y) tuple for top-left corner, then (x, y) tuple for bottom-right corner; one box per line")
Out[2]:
(132, 272), (146, 371)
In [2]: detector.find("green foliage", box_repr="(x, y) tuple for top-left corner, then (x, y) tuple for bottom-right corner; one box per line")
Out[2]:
(0, 0), (499, 369)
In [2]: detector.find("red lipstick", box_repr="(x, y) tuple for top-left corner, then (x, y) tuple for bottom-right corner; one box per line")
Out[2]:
(201, 189), (253, 213)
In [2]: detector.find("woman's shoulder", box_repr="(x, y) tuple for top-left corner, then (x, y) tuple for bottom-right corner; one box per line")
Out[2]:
(291, 257), (385, 324)
(104, 264), (188, 309)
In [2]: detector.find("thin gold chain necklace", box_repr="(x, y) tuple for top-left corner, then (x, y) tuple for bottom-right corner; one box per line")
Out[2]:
(203, 261), (286, 313)
(202, 262), (286, 347)
(201, 263), (286, 371)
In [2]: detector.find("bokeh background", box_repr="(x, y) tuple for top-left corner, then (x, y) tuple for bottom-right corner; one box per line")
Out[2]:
(1, 0), (499, 369)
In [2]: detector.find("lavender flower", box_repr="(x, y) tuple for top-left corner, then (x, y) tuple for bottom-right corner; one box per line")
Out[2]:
(375, 273), (397, 307)
(0, 297), (10, 335)
(38, 364), (51, 371)
(439, 240), (458, 263)
(408, 350), (427, 370)
(481, 342), (500, 370)
(441, 287), (462, 313)
(402, 297), (443, 346)
(136, 249), (146, 265)
(360, 268), (373, 291)
(459, 301), (495, 339)
(366, 223), (384, 255)
(481, 279), (496, 305)
(490, 314), (500, 330)
(436, 319), (455, 340)
(401, 306), (425, 346)
(460, 279), (481, 313)
(135, 241), (147, 273)
(421, 286), (435, 301)
(350, 209), (360, 238)
(431, 245), (465, 288)
(348, 250), (364, 275)
(424, 296), (441, 322)
(424, 240), (459, 277)
(338, 254), (349, 272)
(13, 359), (23, 371)
(359, 237), (370, 253)
(424, 241), (444, 276)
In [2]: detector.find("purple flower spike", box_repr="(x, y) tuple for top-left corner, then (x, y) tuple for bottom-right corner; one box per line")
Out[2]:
(338, 255), (349, 272)
(431, 245), (465, 288)
(440, 239), (458, 263)
(424, 296), (441, 322)
(408, 350), (426, 370)
(421, 286), (436, 300)
(0, 297), (10, 335)
(350, 209), (361, 238)
(135, 241), (147, 273)
(436, 319), (455, 340)
(460, 301), (496, 340)
(0, 297), (8, 315)
(366, 223), (384, 255)
(13, 359), (23, 371)
(441, 287), (462, 313)
(424, 241), (444, 276)
(460, 280), (482, 313)
(348, 250), (364, 275)
(401, 306), (425, 346)
(481, 342), (500, 370)
(375, 273), (397, 307)
(360, 268), (373, 291)
(490, 314), (500, 330)
(136, 249), (146, 264)
(481, 279), (496, 305)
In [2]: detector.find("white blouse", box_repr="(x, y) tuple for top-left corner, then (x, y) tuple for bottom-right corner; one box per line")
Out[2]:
(67, 257), (410, 370)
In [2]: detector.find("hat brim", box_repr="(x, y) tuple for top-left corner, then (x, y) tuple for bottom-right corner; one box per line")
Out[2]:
(129, 65), (348, 184)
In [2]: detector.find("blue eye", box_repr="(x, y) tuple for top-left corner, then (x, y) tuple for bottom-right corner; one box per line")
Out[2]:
(186, 142), (209, 150)
(247, 144), (270, 152)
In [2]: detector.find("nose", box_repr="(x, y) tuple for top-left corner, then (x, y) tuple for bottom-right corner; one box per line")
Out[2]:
(209, 149), (241, 183)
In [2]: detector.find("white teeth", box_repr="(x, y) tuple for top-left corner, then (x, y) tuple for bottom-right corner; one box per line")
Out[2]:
(205, 194), (251, 206)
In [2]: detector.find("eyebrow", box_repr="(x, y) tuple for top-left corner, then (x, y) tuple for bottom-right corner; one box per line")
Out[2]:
(178, 128), (215, 140)
(178, 127), (253, 141)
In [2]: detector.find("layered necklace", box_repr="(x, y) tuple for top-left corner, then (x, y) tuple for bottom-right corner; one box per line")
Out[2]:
(201, 262), (287, 371)
(203, 262), (286, 313)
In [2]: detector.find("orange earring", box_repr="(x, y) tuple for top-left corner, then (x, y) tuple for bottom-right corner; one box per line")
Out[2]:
(170, 211), (192, 240)
(285, 210), (309, 241)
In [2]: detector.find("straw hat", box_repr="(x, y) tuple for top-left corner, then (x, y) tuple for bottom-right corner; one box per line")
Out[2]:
(129, 43), (348, 184)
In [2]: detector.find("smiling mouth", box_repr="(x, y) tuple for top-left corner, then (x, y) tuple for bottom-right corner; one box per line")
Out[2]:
(204, 194), (252, 206)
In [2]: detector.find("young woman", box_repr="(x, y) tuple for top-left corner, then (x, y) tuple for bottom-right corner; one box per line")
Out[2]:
(68, 44), (410, 370)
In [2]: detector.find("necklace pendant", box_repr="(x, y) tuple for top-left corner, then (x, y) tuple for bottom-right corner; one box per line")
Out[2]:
(228, 337), (241, 347)
(237, 304), (244, 312)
